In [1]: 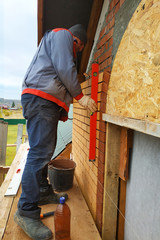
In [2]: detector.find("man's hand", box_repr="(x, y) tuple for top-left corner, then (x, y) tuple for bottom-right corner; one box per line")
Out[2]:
(78, 95), (97, 113)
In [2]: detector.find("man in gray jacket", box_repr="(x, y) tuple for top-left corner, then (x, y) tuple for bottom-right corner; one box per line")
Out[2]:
(14, 24), (97, 240)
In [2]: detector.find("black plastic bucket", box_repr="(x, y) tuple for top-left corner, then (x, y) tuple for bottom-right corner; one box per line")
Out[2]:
(48, 158), (76, 192)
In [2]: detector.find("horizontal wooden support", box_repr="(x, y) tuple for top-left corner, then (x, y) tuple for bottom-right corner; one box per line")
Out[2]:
(22, 134), (28, 138)
(0, 166), (10, 174)
(102, 114), (160, 138)
(7, 144), (17, 147)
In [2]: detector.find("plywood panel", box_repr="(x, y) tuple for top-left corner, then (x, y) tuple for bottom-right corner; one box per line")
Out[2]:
(106, 0), (160, 123)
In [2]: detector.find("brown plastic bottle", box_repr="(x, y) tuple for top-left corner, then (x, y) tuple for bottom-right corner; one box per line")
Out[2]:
(54, 196), (71, 240)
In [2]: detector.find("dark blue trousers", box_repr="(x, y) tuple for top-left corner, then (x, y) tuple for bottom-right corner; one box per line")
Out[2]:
(18, 94), (61, 219)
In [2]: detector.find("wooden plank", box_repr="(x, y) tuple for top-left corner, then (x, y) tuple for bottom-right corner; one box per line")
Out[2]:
(16, 124), (23, 152)
(102, 123), (121, 240)
(117, 179), (127, 240)
(119, 128), (128, 180)
(38, 0), (44, 44)
(0, 121), (8, 185)
(3, 178), (101, 240)
(78, 0), (104, 82)
(7, 144), (17, 147)
(5, 150), (28, 196)
(119, 128), (133, 181)
(0, 166), (10, 174)
(0, 121), (8, 165)
(102, 113), (160, 138)
(118, 128), (133, 238)
(0, 143), (28, 239)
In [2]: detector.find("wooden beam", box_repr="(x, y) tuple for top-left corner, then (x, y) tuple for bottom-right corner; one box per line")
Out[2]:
(102, 113), (160, 138)
(102, 123), (121, 240)
(38, 0), (44, 45)
(117, 127), (133, 239)
(7, 144), (17, 147)
(119, 128), (133, 181)
(117, 179), (127, 240)
(78, 0), (104, 82)
(0, 166), (10, 174)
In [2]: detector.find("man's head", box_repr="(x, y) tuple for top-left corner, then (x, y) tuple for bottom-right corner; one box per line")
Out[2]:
(69, 24), (87, 52)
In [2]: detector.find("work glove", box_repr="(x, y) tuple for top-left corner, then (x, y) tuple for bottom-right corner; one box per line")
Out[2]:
(78, 95), (97, 113)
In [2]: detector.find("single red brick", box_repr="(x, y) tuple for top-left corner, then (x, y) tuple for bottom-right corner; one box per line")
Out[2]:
(100, 102), (106, 113)
(98, 150), (105, 164)
(106, 9), (114, 23)
(98, 141), (106, 153)
(99, 57), (112, 71)
(99, 25), (108, 39)
(97, 29), (114, 49)
(97, 111), (103, 121)
(109, 37), (113, 48)
(120, 0), (125, 7)
(98, 160), (105, 174)
(99, 92), (107, 103)
(94, 45), (105, 60)
(97, 186), (104, 200)
(97, 120), (106, 132)
(115, 1), (120, 14)
(109, 17), (115, 29)
(109, 0), (115, 11)
(98, 169), (104, 184)
(102, 81), (110, 93)
(98, 130), (106, 143)
(97, 180), (104, 194)
(98, 47), (113, 64)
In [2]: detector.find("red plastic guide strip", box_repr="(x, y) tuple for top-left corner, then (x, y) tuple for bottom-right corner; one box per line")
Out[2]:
(89, 63), (99, 162)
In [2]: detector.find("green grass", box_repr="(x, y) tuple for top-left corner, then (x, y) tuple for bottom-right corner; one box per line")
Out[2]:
(6, 125), (26, 166)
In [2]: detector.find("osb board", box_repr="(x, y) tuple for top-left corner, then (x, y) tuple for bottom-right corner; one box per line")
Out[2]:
(106, 0), (160, 123)
(2, 180), (101, 240)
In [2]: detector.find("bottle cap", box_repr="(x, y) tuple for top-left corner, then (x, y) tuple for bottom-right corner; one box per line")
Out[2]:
(59, 196), (65, 204)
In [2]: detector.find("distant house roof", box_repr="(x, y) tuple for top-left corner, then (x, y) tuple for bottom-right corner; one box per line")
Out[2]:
(52, 104), (73, 159)
(1, 105), (8, 109)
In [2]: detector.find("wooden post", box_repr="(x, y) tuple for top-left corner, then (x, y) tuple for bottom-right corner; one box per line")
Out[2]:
(16, 124), (23, 152)
(119, 128), (133, 181)
(0, 120), (8, 185)
(117, 127), (133, 240)
(38, 0), (44, 44)
(102, 123), (121, 240)
(117, 179), (127, 240)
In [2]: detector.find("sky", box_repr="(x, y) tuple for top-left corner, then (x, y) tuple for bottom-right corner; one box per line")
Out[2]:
(0, 0), (37, 100)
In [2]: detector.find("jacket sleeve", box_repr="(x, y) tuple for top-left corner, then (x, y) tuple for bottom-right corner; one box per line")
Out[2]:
(50, 30), (83, 100)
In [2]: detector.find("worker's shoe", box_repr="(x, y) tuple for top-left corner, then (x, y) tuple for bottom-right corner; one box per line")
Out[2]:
(14, 210), (52, 240)
(38, 191), (68, 205)
(38, 184), (68, 205)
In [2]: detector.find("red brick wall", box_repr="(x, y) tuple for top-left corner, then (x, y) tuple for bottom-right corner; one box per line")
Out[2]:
(72, 0), (126, 234)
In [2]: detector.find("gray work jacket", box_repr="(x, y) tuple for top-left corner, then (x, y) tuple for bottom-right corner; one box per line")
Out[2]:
(22, 28), (83, 120)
